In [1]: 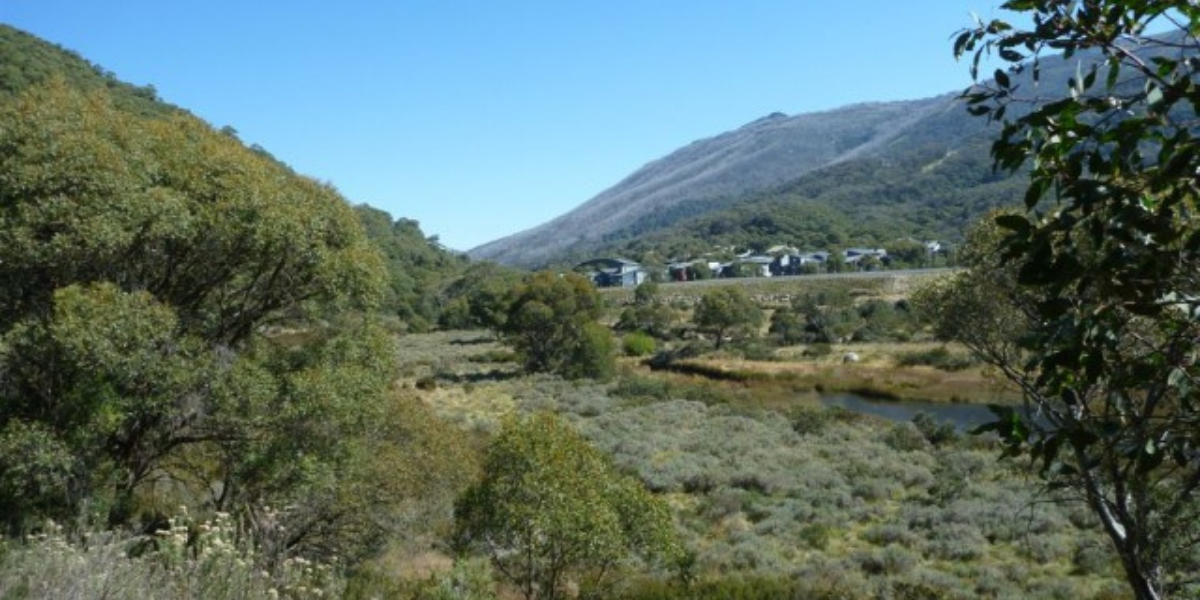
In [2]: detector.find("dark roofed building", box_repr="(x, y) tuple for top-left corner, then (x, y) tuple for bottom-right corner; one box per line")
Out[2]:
(575, 258), (648, 288)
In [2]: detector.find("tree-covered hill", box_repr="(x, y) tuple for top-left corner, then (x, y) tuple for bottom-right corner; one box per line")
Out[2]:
(0, 24), (172, 116)
(0, 24), (466, 329)
(0, 25), (472, 555)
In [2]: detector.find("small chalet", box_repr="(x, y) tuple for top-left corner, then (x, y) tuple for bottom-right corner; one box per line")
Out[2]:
(771, 251), (829, 276)
(668, 260), (709, 282)
(843, 247), (889, 270)
(843, 247), (888, 260)
(575, 258), (648, 288)
(719, 255), (773, 278)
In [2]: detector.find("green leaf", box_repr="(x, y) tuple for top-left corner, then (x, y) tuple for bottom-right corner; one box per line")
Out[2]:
(995, 214), (1031, 232)
(1106, 60), (1120, 89)
(999, 48), (1024, 62)
(995, 69), (1011, 88)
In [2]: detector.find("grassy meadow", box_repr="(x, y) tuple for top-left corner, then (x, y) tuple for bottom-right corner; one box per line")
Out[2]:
(383, 309), (1126, 599)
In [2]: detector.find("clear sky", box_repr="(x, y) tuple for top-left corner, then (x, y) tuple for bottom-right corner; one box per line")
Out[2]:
(0, 1), (1007, 251)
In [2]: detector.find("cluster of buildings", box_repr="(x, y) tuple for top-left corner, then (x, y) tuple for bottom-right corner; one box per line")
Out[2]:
(576, 243), (941, 288)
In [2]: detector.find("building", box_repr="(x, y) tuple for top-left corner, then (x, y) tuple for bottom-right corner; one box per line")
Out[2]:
(574, 258), (648, 288)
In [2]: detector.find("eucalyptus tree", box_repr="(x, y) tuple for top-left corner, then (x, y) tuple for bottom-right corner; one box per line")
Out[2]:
(500, 272), (614, 380)
(693, 286), (764, 349)
(0, 79), (423, 561)
(454, 413), (680, 600)
(951, 3), (1200, 597)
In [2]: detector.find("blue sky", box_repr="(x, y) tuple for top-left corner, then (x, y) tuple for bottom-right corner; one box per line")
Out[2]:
(0, 1), (1006, 250)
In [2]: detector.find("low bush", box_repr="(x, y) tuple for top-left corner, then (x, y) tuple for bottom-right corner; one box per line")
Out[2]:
(883, 422), (931, 452)
(614, 574), (800, 600)
(895, 346), (977, 371)
(735, 340), (776, 361)
(611, 372), (673, 403)
(0, 514), (342, 600)
(912, 412), (959, 447)
(788, 405), (865, 436)
(623, 331), (658, 357)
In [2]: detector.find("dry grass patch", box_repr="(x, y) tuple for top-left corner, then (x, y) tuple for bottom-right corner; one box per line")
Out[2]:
(673, 350), (1018, 404)
(420, 383), (517, 432)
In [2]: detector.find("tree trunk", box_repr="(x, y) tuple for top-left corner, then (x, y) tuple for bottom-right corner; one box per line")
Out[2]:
(1115, 550), (1163, 600)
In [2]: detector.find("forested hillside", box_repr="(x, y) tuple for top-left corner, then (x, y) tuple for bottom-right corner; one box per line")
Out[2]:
(0, 24), (171, 116)
(0, 25), (465, 330)
(0, 24), (469, 560)
(355, 205), (469, 331)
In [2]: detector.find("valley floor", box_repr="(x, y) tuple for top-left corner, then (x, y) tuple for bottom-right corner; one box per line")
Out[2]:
(384, 330), (1123, 600)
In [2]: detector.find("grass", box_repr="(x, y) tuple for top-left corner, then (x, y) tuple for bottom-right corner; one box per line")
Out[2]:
(387, 330), (1121, 598)
(658, 341), (1020, 404)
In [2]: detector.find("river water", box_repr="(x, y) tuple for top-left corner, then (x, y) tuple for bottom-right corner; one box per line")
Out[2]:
(819, 393), (1000, 431)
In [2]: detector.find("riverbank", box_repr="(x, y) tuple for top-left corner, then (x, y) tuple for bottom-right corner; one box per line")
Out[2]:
(648, 344), (1020, 405)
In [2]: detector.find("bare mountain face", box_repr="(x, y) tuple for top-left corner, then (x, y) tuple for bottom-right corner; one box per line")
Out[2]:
(468, 94), (967, 267)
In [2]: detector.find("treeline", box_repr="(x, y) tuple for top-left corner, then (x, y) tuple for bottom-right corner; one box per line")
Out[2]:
(0, 24), (169, 116)
(355, 205), (470, 332)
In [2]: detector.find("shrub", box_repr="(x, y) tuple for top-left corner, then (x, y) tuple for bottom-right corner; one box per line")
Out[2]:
(883, 422), (931, 452)
(735, 340), (776, 361)
(1073, 540), (1117, 576)
(789, 405), (863, 436)
(896, 346), (977, 371)
(0, 514), (343, 600)
(563, 322), (616, 381)
(623, 332), (658, 357)
(454, 414), (681, 599)
(468, 349), (518, 363)
(863, 523), (919, 548)
(855, 544), (916, 576)
(912, 412), (959, 447)
(798, 523), (832, 550)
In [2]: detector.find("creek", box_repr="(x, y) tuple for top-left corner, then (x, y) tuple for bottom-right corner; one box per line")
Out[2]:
(819, 393), (1000, 431)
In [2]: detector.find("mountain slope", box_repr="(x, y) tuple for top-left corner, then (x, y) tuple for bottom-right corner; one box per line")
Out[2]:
(0, 25), (467, 329)
(469, 35), (1182, 268)
(468, 96), (971, 267)
(0, 24), (176, 116)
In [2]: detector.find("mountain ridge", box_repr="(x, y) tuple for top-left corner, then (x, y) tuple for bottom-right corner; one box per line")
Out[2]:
(468, 94), (964, 267)
(467, 35), (1176, 268)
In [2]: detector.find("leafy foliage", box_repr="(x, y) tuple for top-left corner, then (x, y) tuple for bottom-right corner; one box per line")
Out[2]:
(953, 4), (1200, 598)
(616, 282), (679, 340)
(354, 205), (467, 332)
(0, 77), (458, 563)
(693, 287), (764, 349)
(454, 413), (681, 600)
(438, 261), (524, 332)
(0, 25), (169, 116)
(500, 272), (615, 379)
